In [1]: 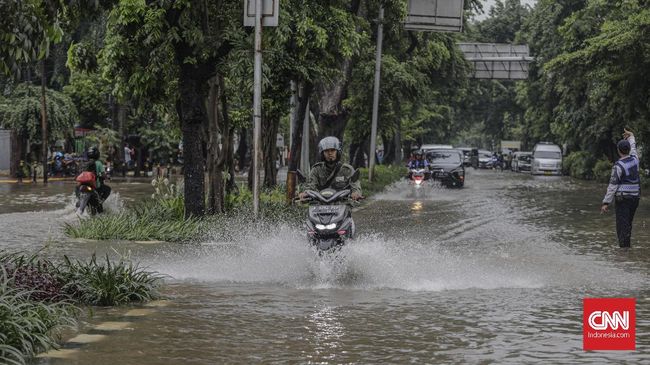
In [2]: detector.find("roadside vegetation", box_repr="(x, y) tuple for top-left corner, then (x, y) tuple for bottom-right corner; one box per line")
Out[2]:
(0, 252), (162, 365)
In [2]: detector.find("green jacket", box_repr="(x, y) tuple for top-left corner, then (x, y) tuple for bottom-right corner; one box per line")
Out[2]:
(302, 162), (361, 195)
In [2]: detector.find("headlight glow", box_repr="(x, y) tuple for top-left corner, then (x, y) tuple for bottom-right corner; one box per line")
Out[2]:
(315, 223), (337, 230)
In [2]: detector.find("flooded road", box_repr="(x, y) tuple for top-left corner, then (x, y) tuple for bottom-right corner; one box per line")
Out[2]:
(1, 171), (648, 363)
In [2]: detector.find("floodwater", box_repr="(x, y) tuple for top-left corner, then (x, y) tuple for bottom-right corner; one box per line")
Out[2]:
(0, 171), (648, 363)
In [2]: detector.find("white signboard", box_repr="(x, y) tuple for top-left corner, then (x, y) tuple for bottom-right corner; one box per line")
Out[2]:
(405, 0), (464, 33)
(458, 43), (533, 80)
(243, 0), (279, 27)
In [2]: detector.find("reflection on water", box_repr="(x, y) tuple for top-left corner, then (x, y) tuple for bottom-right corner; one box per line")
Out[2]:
(8, 169), (650, 364)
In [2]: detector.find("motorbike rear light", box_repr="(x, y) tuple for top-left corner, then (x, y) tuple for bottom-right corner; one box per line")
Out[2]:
(460, 175), (464, 181)
(337, 230), (347, 235)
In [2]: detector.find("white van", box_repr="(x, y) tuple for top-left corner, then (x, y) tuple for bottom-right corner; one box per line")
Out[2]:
(531, 142), (562, 175)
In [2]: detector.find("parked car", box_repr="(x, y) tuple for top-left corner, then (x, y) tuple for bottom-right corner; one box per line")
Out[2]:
(512, 151), (532, 172)
(425, 149), (465, 188)
(477, 150), (493, 169)
(456, 147), (473, 166)
(531, 142), (562, 175)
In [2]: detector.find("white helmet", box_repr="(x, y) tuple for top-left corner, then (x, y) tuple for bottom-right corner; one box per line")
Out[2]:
(318, 136), (342, 161)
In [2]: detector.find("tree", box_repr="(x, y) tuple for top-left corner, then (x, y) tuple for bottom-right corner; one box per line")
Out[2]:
(0, 83), (77, 161)
(101, 0), (241, 216)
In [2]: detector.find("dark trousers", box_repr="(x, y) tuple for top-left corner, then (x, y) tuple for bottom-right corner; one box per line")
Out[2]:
(615, 196), (639, 247)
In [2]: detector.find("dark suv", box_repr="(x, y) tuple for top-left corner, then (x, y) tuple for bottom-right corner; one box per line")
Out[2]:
(425, 149), (465, 188)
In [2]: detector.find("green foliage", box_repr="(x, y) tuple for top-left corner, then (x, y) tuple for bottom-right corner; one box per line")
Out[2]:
(62, 72), (110, 128)
(225, 184), (303, 222)
(562, 151), (595, 179)
(0, 0), (65, 77)
(593, 158), (612, 183)
(0, 83), (78, 143)
(85, 125), (120, 161)
(0, 251), (160, 364)
(0, 267), (75, 365)
(359, 165), (408, 196)
(57, 254), (162, 306)
(137, 107), (181, 165)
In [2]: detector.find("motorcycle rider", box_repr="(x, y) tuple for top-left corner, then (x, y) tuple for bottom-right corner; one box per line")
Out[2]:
(78, 146), (111, 213)
(407, 150), (429, 179)
(299, 137), (362, 201)
(408, 151), (429, 169)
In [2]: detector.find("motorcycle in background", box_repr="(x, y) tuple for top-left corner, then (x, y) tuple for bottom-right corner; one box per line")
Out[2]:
(75, 171), (103, 215)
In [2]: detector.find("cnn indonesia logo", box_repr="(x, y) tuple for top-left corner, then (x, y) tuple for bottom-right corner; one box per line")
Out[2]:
(583, 298), (636, 351)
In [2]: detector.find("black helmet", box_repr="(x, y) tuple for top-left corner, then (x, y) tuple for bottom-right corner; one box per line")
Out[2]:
(87, 146), (100, 160)
(318, 136), (342, 161)
(617, 139), (631, 154)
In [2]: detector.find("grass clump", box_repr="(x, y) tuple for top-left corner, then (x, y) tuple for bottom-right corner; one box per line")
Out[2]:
(359, 164), (408, 196)
(57, 254), (162, 306)
(65, 177), (201, 242)
(0, 252), (162, 364)
(0, 268), (76, 365)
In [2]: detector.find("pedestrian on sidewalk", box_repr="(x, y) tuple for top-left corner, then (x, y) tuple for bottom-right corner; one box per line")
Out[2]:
(600, 128), (641, 248)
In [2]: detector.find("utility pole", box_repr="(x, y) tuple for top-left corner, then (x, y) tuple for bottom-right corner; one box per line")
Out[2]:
(252, 0), (263, 216)
(368, 6), (384, 183)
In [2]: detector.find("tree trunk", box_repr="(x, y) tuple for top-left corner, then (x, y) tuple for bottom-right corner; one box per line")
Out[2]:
(286, 81), (312, 201)
(237, 127), (248, 173)
(382, 134), (394, 165)
(221, 82), (237, 195)
(177, 73), (207, 217)
(206, 77), (221, 214)
(262, 109), (280, 188)
(40, 60), (48, 183)
(316, 57), (354, 142)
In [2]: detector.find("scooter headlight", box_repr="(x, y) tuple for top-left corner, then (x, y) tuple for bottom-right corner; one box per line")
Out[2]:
(315, 223), (337, 230)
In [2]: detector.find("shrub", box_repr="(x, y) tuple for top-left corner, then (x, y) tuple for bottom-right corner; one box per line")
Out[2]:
(593, 158), (613, 183)
(359, 164), (408, 196)
(562, 151), (596, 179)
(0, 268), (76, 365)
(57, 254), (162, 306)
(0, 253), (162, 364)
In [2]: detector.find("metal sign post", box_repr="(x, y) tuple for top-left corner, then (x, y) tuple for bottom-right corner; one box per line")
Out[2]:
(368, 6), (384, 183)
(244, 0), (279, 216)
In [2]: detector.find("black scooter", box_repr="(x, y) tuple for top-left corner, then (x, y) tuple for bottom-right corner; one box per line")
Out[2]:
(297, 170), (361, 252)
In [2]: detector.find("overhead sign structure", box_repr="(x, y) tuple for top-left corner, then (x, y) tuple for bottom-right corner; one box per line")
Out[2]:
(243, 0), (279, 27)
(405, 0), (465, 33)
(458, 43), (533, 80)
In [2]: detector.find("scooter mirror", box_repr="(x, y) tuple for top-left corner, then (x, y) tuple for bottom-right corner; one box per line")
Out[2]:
(350, 169), (360, 182)
(296, 169), (306, 183)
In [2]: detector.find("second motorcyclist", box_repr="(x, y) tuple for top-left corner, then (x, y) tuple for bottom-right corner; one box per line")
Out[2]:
(299, 137), (362, 201)
(77, 146), (112, 213)
(407, 150), (430, 179)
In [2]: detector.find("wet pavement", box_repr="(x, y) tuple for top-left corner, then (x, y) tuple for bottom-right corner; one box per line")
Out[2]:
(1, 169), (648, 363)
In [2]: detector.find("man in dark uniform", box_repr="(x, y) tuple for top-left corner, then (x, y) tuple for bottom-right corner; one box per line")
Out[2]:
(601, 128), (641, 248)
(299, 136), (362, 201)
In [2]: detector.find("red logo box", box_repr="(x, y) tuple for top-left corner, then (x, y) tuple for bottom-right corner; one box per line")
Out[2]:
(583, 298), (635, 350)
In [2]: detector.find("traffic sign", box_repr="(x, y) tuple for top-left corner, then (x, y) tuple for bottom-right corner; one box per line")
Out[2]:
(243, 0), (279, 27)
